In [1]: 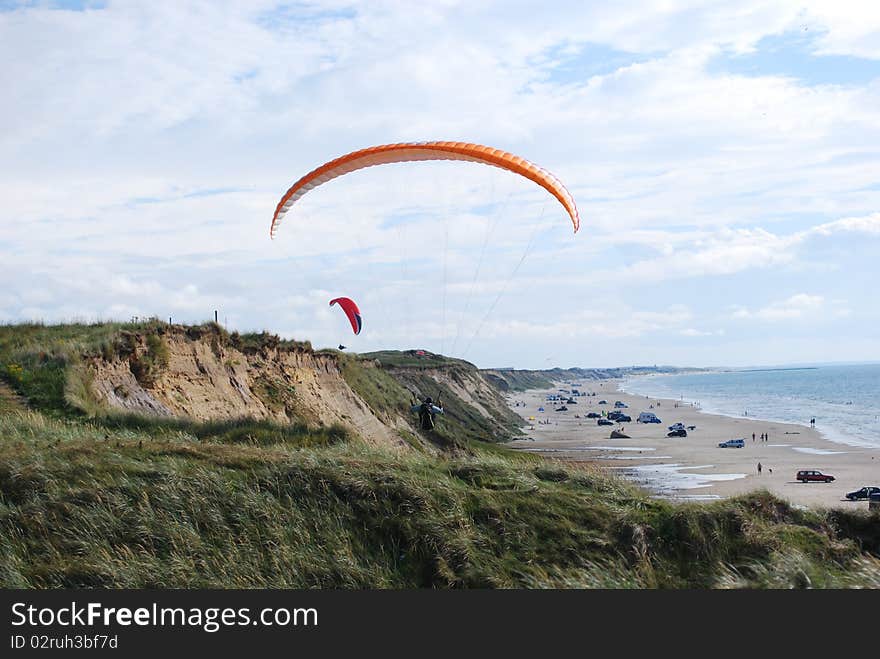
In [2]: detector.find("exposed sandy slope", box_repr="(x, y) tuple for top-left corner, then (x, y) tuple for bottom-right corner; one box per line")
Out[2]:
(422, 366), (514, 423)
(506, 380), (880, 510)
(87, 328), (407, 449)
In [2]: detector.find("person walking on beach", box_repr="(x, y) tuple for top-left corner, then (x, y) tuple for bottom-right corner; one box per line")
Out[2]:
(757, 462), (762, 474)
(752, 432), (756, 442)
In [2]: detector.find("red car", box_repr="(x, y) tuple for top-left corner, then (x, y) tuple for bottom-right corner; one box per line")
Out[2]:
(796, 470), (835, 483)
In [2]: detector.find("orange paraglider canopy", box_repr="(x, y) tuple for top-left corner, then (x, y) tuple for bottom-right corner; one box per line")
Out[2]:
(270, 141), (580, 237)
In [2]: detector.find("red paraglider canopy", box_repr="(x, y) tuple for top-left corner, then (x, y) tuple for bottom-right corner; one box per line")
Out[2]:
(329, 297), (362, 335)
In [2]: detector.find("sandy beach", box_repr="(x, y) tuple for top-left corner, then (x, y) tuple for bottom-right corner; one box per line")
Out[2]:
(506, 379), (880, 510)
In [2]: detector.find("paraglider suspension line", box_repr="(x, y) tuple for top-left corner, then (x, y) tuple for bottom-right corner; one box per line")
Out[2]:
(461, 203), (548, 358)
(449, 187), (512, 357)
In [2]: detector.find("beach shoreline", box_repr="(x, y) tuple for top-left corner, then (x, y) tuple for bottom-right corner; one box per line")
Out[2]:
(618, 368), (880, 450)
(505, 379), (880, 509)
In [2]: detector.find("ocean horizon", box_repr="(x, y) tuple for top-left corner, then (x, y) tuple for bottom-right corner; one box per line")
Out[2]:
(619, 363), (880, 449)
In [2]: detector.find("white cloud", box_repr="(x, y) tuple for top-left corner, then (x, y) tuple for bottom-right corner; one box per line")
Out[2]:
(806, 212), (880, 237)
(680, 328), (725, 337)
(2, 2), (880, 366)
(731, 293), (829, 321)
(469, 304), (694, 342)
(579, 211), (880, 286)
(801, 0), (880, 59)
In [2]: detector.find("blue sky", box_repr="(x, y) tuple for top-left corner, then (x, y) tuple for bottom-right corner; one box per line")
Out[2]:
(2, 1), (879, 369)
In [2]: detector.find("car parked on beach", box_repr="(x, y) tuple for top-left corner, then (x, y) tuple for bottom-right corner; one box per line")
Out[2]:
(667, 428), (687, 437)
(586, 412), (601, 418)
(796, 470), (835, 483)
(638, 412), (661, 423)
(614, 401), (628, 408)
(668, 422), (686, 432)
(718, 438), (745, 448)
(597, 418), (614, 426)
(845, 486), (880, 500)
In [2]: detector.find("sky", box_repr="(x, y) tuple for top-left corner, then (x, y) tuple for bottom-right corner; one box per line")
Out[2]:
(2, 0), (880, 369)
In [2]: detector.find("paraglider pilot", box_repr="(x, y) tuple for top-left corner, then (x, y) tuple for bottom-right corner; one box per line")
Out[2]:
(411, 395), (443, 431)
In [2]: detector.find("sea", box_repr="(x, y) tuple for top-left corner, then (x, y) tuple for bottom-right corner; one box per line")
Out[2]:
(619, 363), (880, 450)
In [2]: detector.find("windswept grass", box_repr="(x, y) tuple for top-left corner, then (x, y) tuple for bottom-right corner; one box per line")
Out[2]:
(482, 369), (555, 392)
(92, 413), (350, 448)
(227, 329), (312, 354)
(0, 321), (317, 419)
(1, 408), (878, 588)
(338, 354), (413, 422)
(340, 352), (524, 449)
(2, 323), (879, 589)
(388, 370), (523, 446)
(0, 320), (167, 415)
(361, 350), (476, 370)
(1, 322), (118, 415)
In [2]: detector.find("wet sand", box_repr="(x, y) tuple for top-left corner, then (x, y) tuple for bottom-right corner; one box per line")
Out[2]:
(505, 380), (880, 510)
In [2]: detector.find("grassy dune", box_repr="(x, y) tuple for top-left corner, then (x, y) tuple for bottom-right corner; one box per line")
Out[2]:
(2, 408), (880, 588)
(1, 323), (879, 588)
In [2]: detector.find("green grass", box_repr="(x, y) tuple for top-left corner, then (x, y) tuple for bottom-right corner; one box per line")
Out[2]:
(2, 323), (879, 589)
(91, 413), (350, 448)
(344, 351), (525, 448)
(1, 408), (878, 588)
(0, 322), (318, 420)
(0, 320), (162, 416)
(361, 349), (476, 370)
(338, 355), (414, 421)
(228, 329), (312, 354)
(387, 370), (523, 446)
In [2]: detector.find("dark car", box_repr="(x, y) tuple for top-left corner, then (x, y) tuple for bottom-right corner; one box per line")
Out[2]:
(846, 486), (880, 500)
(796, 470), (835, 483)
(586, 412), (601, 418)
(554, 406), (568, 412)
(607, 411), (625, 421)
(597, 418), (614, 426)
(667, 429), (687, 437)
(598, 400), (607, 405)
